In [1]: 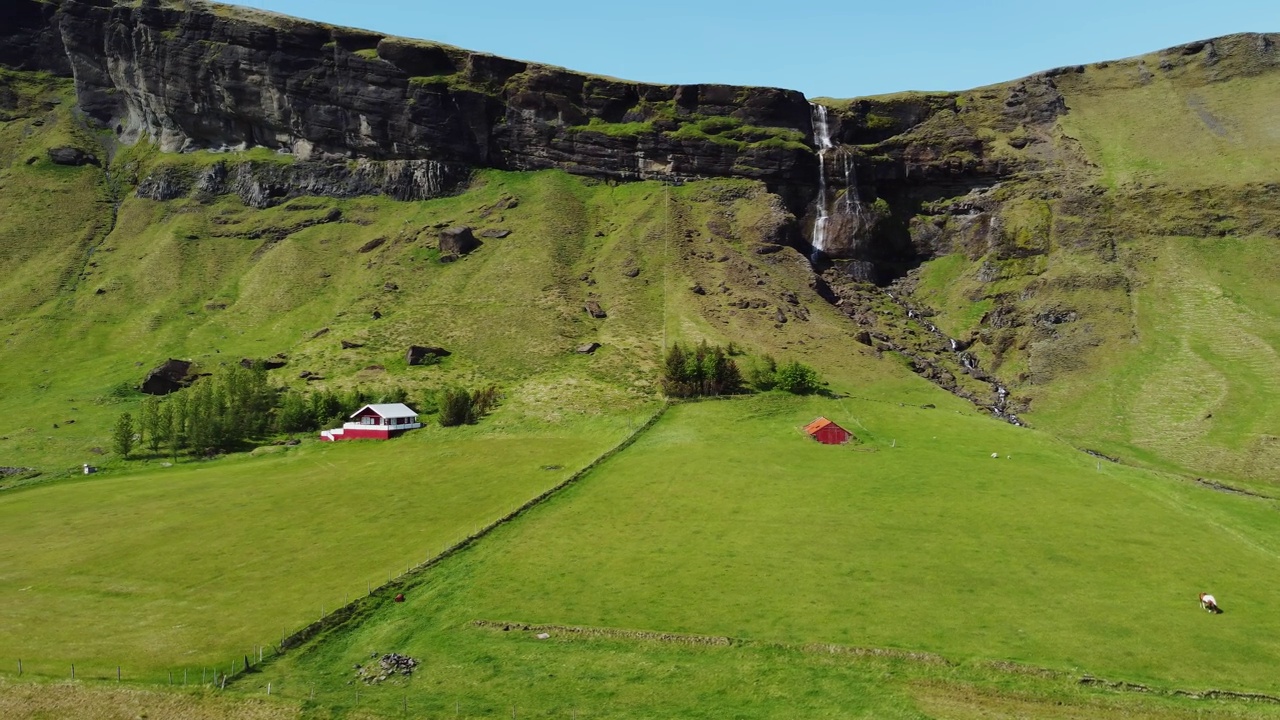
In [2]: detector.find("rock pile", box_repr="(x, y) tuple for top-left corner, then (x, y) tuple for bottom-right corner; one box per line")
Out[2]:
(354, 653), (419, 684)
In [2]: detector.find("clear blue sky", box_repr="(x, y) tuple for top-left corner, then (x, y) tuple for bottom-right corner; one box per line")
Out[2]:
(246, 0), (1277, 97)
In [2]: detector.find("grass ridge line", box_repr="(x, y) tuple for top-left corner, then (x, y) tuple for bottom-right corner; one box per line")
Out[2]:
(230, 402), (673, 684)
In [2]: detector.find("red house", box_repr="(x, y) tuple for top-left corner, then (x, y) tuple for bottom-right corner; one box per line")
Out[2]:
(803, 417), (852, 445)
(320, 403), (422, 442)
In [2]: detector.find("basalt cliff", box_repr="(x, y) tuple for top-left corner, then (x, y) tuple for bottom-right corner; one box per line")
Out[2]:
(6, 0), (1083, 279)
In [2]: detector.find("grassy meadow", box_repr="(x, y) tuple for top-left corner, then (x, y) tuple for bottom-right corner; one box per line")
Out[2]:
(0, 414), (641, 679)
(249, 394), (1280, 717)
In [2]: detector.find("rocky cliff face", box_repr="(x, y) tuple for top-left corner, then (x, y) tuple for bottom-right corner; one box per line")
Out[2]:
(6, 0), (1041, 279)
(11, 0), (1275, 289)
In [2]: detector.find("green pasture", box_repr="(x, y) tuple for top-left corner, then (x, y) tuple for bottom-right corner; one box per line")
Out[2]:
(254, 394), (1280, 718)
(0, 414), (639, 679)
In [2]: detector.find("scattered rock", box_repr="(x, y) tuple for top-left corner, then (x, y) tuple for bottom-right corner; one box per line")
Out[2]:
(855, 331), (874, 346)
(341, 340), (365, 350)
(780, 290), (798, 305)
(691, 284), (706, 295)
(362, 364), (385, 372)
(584, 301), (607, 319)
(355, 654), (419, 685)
(358, 237), (387, 253)
(406, 345), (450, 365)
(536, 633), (551, 640)
(622, 267), (640, 278)
(298, 370), (315, 379)
(478, 228), (511, 239)
(439, 226), (480, 255)
(140, 359), (195, 396)
(310, 327), (330, 339)
(284, 439), (301, 446)
(0, 467), (36, 478)
(439, 253), (459, 263)
(240, 356), (287, 370)
(47, 146), (99, 166)
(94, 288), (106, 295)
(576, 342), (601, 354)
(753, 244), (783, 255)
(371, 309), (382, 320)
(774, 308), (787, 324)
(383, 282), (399, 292)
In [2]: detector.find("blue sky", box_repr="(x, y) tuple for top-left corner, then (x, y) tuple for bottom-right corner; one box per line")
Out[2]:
(247, 1), (1277, 97)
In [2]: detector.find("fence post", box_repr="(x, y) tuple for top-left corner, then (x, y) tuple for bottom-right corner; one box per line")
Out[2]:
(169, 670), (173, 685)
(117, 665), (121, 681)
(267, 681), (272, 695)
(184, 668), (187, 686)
(17, 659), (21, 676)
(71, 664), (75, 680)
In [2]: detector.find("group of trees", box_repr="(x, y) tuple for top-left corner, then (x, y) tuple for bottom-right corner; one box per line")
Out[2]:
(111, 364), (500, 460)
(661, 342), (822, 399)
(661, 342), (745, 398)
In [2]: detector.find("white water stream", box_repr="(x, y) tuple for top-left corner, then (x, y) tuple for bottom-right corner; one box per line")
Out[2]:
(810, 103), (834, 258)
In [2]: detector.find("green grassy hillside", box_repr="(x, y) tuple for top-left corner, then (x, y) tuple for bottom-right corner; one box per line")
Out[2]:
(908, 39), (1280, 489)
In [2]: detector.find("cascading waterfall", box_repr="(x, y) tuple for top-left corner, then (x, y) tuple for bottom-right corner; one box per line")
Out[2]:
(810, 103), (834, 259)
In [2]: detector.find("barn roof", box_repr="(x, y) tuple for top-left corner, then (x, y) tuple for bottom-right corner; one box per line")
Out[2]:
(350, 403), (418, 419)
(803, 417), (844, 436)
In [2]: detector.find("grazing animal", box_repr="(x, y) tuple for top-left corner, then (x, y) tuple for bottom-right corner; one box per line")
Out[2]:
(1199, 592), (1223, 613)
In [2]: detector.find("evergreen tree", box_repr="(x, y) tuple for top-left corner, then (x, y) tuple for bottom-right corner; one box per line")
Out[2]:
(277, 390), (313, 434)
(141, 396), (163, 454)
(112, 412), (135, 459)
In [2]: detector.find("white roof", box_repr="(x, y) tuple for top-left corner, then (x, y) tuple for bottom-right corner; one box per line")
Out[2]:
(350, 403), (418, 419)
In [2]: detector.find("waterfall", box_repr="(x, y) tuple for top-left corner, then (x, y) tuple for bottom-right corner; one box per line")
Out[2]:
(810, 103), (834, 259)
(841, 150), (862, 215)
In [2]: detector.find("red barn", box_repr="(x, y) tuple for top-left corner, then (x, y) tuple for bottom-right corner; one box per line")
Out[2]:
(803, 417), (852, 445)
(320, 403), (422, 442)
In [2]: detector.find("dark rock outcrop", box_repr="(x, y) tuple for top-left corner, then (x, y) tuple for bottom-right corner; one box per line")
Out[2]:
(406, 345), (450, 365)
(47, 146), (99, 166)
(439, 226), (479, 255)
(140, 359), (195, 395)
(240, 356), (287, 370)
(584, 301), (607, 319)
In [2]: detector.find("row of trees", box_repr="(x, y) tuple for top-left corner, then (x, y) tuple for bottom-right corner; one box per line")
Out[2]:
(660, 342), (822, 398)
(111, 365), (499, 459)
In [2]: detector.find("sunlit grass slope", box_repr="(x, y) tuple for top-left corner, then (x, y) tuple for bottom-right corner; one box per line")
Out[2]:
(256, 394), (1280, 718)
(0, 416), (637, 677)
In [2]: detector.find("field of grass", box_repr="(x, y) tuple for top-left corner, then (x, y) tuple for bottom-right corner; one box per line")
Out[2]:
(0, 415), (639, 679)
(236, 393), (1280, 718)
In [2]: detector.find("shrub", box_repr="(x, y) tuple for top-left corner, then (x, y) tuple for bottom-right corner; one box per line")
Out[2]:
(745, 354), (778, 391)
(774, 361), (821, 395)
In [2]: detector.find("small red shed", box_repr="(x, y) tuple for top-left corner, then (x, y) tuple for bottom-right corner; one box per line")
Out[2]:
(804, 417), (852, 445)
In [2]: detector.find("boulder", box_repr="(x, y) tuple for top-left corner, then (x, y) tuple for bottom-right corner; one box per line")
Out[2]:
(584, 301), (607, 319)
(140, 359), (195, 395)
(341, 340), (365, 349)
(239, 356), (287, 370)
(439, 226), (480, 255)
(576, 342), (601, 354)
(47, 146), (99, 166)
(406, 345), (451, 365)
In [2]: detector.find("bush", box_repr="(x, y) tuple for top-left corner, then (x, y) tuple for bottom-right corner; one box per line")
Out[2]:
(439, 385), (500, 427)
(745, 354), (778, 391)
(774, 361), (821, 395)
